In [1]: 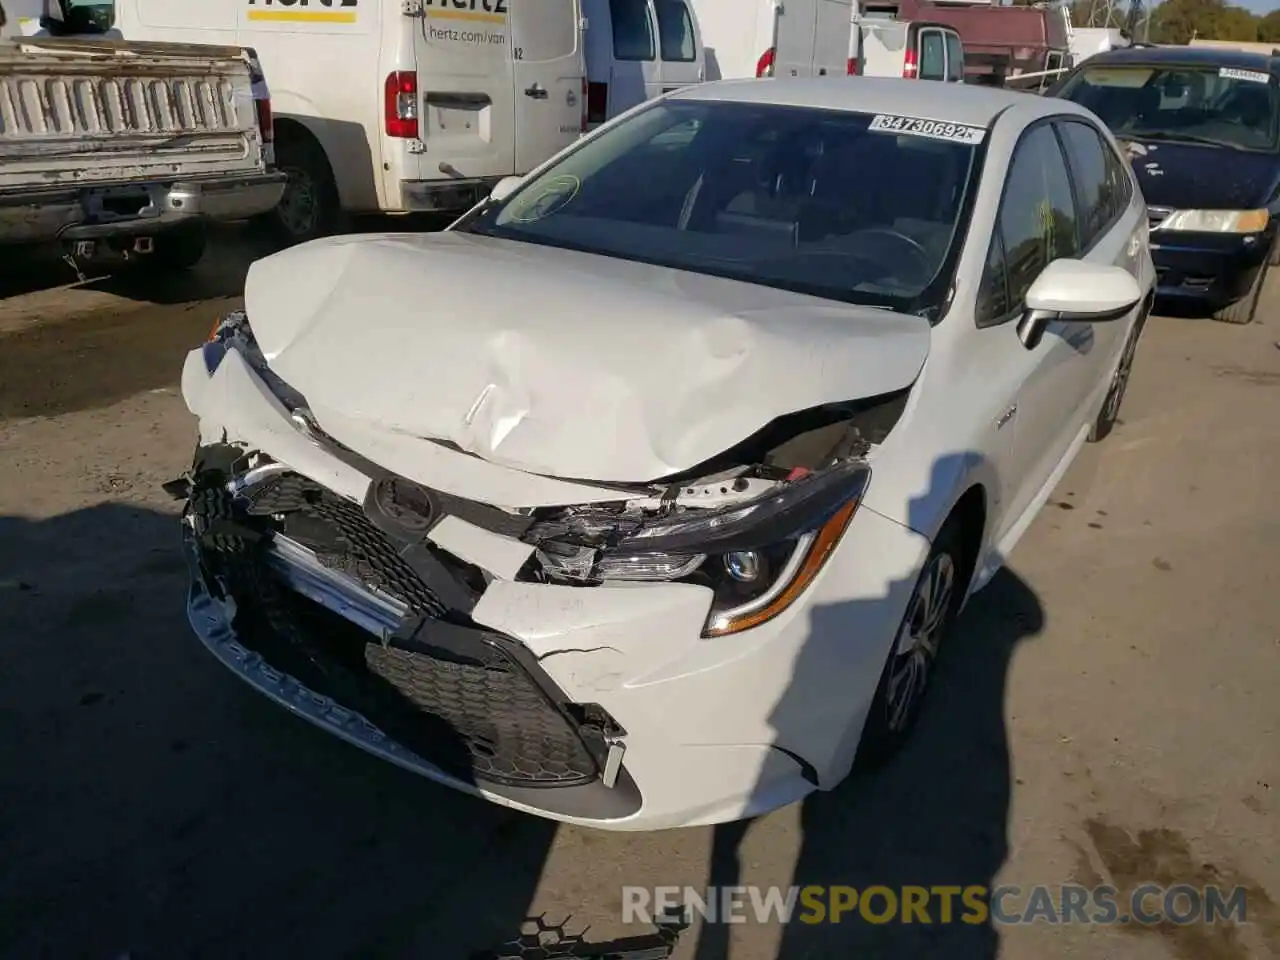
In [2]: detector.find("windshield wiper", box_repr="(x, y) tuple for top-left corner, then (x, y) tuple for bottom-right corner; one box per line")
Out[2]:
(1125, 130), (1249, 150)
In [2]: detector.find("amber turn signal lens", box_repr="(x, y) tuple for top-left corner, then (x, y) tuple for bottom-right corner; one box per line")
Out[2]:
(703, 498), (860, 637)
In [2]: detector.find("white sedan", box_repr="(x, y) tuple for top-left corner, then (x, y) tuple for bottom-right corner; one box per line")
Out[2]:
(178, 78), (1154, 831)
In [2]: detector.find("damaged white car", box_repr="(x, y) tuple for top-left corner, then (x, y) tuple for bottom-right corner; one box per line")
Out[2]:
(176, 79), (1154, 831)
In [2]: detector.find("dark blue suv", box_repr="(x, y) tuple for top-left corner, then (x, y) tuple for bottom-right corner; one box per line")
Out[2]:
(1050, 46), (1280, 324)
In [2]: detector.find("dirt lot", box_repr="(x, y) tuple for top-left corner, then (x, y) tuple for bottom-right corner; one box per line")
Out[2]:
(0, 230), (1276, 960)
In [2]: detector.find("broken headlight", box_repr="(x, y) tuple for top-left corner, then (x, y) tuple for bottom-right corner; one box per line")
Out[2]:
(533, 460), (870, 638)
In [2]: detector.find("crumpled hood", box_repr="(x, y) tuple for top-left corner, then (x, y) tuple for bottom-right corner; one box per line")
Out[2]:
(243, 231), (931, 483)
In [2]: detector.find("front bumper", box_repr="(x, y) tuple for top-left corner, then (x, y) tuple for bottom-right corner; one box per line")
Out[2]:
(179, 349), (930, 830)
(0, 170), (288, 245)
(1149, 227), (1273, 310)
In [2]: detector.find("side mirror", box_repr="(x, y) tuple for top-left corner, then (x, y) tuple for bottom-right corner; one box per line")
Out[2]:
(488, 175), (523, 204)
(1016, 258), (1143, 350)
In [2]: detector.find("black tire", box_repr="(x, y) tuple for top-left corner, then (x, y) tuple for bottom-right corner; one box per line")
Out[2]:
(856, 516), (969, 768)
(1269, 235), (1280, 268)
(1213, 259), (1267, 325)
(1089, 309), (1147, 443)
(259, 129), (341, 247)
(147, 223), (208, 271)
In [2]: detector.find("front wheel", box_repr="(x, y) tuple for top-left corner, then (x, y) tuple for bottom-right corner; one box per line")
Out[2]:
(856, 519), (967, 768)
(1213, 259), (1268, 325)
(1089, 309), (1146, 443)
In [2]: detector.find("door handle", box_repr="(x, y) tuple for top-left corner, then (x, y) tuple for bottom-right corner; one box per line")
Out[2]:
(524, 83), (548, 99)
(818, 68), (827, 75)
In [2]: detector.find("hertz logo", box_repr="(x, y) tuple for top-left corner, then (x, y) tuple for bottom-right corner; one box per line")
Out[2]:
(247, 0), (358, 23)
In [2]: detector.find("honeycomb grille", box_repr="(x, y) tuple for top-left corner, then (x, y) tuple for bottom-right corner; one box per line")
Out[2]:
(194, 474), (601, 787)
(247, 474), (446, 617)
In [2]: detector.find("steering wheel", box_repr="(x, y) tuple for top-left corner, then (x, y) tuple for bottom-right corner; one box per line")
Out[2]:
(837, 227), (934, 275)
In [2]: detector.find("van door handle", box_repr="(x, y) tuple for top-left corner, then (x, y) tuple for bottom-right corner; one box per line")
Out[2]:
(818, 68), (827, 75)
(524, 83), (548, 99)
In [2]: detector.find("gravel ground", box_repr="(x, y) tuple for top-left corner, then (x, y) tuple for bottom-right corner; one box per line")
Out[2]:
(0, 229), (1276, 960)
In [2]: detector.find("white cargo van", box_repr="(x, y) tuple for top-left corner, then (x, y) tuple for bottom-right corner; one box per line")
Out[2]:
(581, 0), (704, 127)
(690, 0), (852, 81)
(850, 18), (964, 81)
(96, 0), (587, 243)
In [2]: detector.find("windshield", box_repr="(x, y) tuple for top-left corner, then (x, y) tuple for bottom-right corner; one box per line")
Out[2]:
(456, 100), (984, 311)
(1056, 63), (1280, 152)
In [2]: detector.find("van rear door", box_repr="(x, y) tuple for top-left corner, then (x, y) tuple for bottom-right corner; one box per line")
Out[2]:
(811, 0), (850, 76)
(416, 0), (516, 179)
(773, 0), (813, 78)
(511, 0), (584, 172)
(653, 0), (702, 91)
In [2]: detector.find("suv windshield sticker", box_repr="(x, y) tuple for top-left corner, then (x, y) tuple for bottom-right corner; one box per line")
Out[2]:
(1219, 67), (1270, 85)
(867, 114), (986, 145)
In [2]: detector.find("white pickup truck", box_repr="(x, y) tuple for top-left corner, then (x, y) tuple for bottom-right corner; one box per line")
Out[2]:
(0, 0), (285, 270)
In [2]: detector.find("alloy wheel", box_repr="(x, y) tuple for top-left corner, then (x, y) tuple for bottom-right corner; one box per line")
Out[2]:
(1103, 324), (1141, 424)
(885, 552), (955, 732)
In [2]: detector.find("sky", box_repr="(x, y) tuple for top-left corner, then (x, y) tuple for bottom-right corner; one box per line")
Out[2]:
(1235, 0), (1278, 13)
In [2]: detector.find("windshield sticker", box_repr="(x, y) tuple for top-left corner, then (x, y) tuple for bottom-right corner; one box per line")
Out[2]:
(1219, 67), (1270, 85)
(1084, 68), (1153, 88)
(507, 175), (581, 223)
(867, 114), (986, 144)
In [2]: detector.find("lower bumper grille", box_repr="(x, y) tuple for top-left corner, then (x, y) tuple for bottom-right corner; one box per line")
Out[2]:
(189, 472), (606, 789)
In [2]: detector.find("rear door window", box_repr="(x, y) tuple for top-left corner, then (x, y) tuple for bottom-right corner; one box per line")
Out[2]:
(513, 0), (579, 61)
(944, 31), (964, 82)
(1055, 120), (1112, 250)
(653, 0), (696, 63)
(919, 29), (946, 81)
(609, 0), (656, 61)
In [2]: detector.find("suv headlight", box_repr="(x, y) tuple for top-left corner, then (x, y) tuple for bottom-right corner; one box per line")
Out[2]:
(540, 460), (870, 638)
(1156, 208), (1270, 234)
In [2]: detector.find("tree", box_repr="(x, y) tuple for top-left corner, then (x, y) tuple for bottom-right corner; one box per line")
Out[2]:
(1259, 9), (1280, 44)
(1149, 0), (1259, 44)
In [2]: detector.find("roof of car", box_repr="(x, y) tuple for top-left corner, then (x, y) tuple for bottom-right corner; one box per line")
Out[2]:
(669, 77), (1091, 128)
(1084, 45), (1280, 73)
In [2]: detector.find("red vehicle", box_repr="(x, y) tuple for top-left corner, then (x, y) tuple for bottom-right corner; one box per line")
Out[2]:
(859, 0), (1070, 87)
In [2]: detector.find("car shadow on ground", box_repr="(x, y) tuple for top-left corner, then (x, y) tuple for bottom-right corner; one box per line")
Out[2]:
(0, 502), (562, 958)
(683, 450), (1046, 960)
(693, 566), (1043, 959)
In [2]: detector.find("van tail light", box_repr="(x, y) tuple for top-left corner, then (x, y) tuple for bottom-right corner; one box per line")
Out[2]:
(587, 81), (608, 126)
(245, 48), (274, 146)
(756, 46), (776, 77)
(580, 76), (588, 132)
(903, 46), (919, 78)
(384, 71), (419, 139)
(847, 56), (860, 75)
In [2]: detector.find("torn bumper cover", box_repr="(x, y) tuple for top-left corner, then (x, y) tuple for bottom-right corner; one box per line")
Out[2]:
(183, 463), (641, 821)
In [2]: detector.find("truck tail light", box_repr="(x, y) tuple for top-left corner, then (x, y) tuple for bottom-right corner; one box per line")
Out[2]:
(384, 71), (419, 139)
(903, 46), (919, 78)
(756, 47), (776, 78)
(245, 48), (274, 145)
(587, 81), (608, 126)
